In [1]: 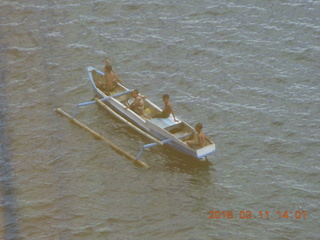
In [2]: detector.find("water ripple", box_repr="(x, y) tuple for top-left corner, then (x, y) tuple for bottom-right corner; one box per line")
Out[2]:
(1, 0), (320, 239)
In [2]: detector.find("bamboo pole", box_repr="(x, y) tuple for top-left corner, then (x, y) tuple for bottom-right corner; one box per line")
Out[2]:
(54, 108), (149, 168)
(95, 98), (163, 145)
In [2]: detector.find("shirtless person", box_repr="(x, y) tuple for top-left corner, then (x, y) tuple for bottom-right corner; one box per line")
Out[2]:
(186, 123), (212, 148)
(153, 94), (179, 122)
(125, 89), (145, 116)
(97, 59), (123, 94)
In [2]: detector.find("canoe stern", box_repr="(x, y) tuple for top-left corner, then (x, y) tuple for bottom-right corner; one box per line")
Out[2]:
(196, 143), (216, 159)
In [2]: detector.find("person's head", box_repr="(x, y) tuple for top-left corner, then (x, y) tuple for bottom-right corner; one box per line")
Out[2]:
(131, 89), (139, 98)
(195, 123), (203, 133)
(105, 64), (112, 73)
(162, 94), (169, 103)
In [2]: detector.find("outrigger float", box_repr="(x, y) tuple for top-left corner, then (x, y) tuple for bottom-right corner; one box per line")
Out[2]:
(55, 66), (216, 168)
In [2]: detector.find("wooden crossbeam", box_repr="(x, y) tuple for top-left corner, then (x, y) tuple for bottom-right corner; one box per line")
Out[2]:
(54, 108), (149, 169)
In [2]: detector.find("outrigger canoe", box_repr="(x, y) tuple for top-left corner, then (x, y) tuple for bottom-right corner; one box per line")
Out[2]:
(85, 66), (216, 160)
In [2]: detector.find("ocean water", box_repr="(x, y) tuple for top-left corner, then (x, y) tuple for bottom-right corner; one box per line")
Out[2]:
(0, 0), (319, 239)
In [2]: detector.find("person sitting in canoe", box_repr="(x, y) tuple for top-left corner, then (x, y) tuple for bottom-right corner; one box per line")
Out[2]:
(125, 89), (145, 116)
(97, 59), (123, 94)
(153, 94), (179, 122)
(185, 123), (213, 148)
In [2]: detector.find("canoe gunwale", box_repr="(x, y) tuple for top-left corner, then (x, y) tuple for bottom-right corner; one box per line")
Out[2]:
(87, 66), (216, 160)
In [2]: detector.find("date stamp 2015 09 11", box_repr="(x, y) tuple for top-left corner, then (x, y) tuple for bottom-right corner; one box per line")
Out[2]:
(208, 211), (307, 220)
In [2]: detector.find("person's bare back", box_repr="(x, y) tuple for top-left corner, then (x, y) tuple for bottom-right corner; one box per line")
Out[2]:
(105, 70), (117, 91)
(186, 123), (210, 148)
(97, 60), (123, 94)
(197, 131), (206, 148)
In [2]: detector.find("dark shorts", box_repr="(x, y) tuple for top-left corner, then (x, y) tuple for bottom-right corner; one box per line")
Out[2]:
(153, 111), (170, 118)
(131, 106), (143, 115)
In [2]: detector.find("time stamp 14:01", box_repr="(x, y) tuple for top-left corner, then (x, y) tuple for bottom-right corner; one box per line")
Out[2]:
(208, 211), (307, 220)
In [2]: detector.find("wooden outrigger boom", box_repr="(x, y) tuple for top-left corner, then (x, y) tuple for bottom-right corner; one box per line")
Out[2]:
(55, 64), (216, 168)
(95, 98), (163, 146)
(54, 108), (150, 168)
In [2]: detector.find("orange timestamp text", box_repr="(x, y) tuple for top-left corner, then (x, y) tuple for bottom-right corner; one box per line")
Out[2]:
(208, 210), (307, 220)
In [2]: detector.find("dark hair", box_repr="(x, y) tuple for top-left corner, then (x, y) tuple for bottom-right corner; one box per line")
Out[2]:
(162, 94), (169, 100)
(195, 123), (203, 130)
(133, 89), (139, 94)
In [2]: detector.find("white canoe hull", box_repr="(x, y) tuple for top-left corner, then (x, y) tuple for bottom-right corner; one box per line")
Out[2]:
(87, 66), (216, 160)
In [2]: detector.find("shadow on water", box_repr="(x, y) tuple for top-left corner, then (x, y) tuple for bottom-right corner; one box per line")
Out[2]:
(161, 146), (214, 173)
(88, 105), (216, 175)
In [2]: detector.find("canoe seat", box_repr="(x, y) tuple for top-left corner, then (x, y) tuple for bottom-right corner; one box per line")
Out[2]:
(149, 115), (181, 130)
